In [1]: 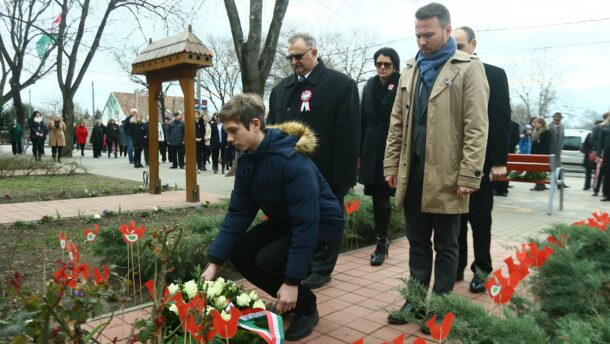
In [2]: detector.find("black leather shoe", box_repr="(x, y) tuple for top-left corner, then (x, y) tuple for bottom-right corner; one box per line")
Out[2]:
(469, 275), (486, 294)
(387, 301), (425, 325)
(370, 236), (389, 266)
(302, 273), (331, 289)
(455, 271), (464, 282)
(421, 312), (443, 335)
(602, 197), (610, 202)
(284, 310), (319, 341)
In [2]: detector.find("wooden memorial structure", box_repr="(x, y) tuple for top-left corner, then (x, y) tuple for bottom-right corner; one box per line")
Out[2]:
(131, 26), (213, 202)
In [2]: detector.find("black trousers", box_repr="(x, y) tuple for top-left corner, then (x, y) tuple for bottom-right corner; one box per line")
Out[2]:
(584, 163), (594, 190)
(78, 143), (86, 156)
(196, 142), (205, 170)
(231, 222), (317, 316)
(31, 137), (44, 158)
(134, 145), (143, 166)
(602, 150), (610, 197)
(458, 168), (493, 276)
(107, 139), (118, 157)
(51, 146), (63, 160)
(93, 143), (102, 157)
(404, 156), (460, 295)
(212, 146), (226, 171)
(159, 141), (168, 162)
(11, 141), (23, 155)
(169, 144), (185, 167)
(309, 184), (348, 276)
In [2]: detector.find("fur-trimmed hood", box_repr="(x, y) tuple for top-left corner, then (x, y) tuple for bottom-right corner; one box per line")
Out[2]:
(267, 121), (317, 155)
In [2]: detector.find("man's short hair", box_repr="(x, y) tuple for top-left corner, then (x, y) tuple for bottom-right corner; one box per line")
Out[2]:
(219, 93), (266, 131)
(288, 32), (317, 48)
(456, 26), (476, 41)
(173, 111), (181, 117)
(415, 2), (451, 27)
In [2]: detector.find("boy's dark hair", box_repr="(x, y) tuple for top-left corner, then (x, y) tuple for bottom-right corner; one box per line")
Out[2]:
(373, 47), (400, 70)
(415, 2), (451, 28)
(219, 93), (266, 131)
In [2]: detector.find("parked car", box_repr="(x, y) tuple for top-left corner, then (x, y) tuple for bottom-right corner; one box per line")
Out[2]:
(562, 129), (591, 166)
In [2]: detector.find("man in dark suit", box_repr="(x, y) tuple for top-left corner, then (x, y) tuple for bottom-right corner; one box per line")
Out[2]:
(267, 32), (360, 289)
(210, 112), (228, 174)
(493, 120), (520, 196)
(453, 26), (511, 293)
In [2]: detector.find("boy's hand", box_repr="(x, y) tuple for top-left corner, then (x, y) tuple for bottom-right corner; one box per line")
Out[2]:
(200, 263), (219, 281)
(275, 283), (298, 314)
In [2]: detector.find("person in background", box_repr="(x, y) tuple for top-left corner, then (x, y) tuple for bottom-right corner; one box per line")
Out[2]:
(581, 121), (601, 191)
(358, 47), (401, 266)
(90, 120), (104, 158)
(597, 114), (610, 201)
(224, 142), (235, 172)
(168, 111), (185, 169)
(195, 110), (206, 172)
(592, 112), (609, 196)
(202, 113), (211, 171)
(48, 115), (66, 162)
(157, 118), (165, 164)
(131, 113), (148, 168)
(123, 109), (136, 163)
(106, 119), (119, 158)
(549, 112), (565, 167)
(75, 121), (88, 156)
(29, 111), (45, 160)
(9, 118), (23, 155)
(518, 124), (533, 154)
(160, 117), (171, 163)
(210, 112), (227, 174)
(493, 120), (520, 196)
(118, 123), (128, 158)
(530, 117), (553, 191)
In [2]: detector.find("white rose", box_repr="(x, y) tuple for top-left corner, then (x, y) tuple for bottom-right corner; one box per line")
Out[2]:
(215, 295), (227, 309)
(183, 280), (198, 299)
(167, 283), (180, 295)
(93, 214), (101, 220)
(169, 304), (179, 315)
(153, 206), (159, 212)
(205, 305), (215, 315)
(236, 293), (251, 307)
(253, 300), (266, 309)
(206, 284), (223, 298)
(221, 310), (231, 321)
(214, 277), (226, 290)
(248, 291), (259, 301)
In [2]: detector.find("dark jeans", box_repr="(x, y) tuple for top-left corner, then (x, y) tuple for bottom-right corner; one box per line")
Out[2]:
(78, 143), (85, 156)
(107, 139), (118, 157)
(11, 141), (23, 155)
(134, 146), (143, 166)
(458, 168), (493, 276)
(169, 144), (185, 167)
(159, 141), (168, 162)
(92, 143), (102, 157)
(212, 146), (226, 171)
(127, 135), (133, 162)
(584, 164), (594, 190)
(231, 222), (317, 316)
(51, 146), (63, 161)
(196, 142), (205, 170)
(309, 184), (349, 276)
(31, 137), (44, 158)
(603, 151), (610, 197)
(404, 156), (460, 295)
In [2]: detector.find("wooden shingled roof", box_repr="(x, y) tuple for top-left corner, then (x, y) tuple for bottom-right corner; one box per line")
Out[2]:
(132, 25), (213, 74)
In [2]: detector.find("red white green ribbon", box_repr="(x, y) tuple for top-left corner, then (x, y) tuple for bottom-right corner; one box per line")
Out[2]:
(238, 308), (284, 344)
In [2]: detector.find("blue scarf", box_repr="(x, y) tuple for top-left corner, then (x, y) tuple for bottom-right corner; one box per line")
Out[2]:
(415, 36), (457, 88)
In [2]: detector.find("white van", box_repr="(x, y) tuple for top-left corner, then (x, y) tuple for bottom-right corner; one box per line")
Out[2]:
(562, 129), (591, 166)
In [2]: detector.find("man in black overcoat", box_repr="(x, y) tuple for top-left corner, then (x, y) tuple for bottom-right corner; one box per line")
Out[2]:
(453, 27), (511, 293)
(267, 32), (360, 289)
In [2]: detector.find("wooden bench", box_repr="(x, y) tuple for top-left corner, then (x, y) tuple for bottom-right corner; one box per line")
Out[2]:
(497, 153), (565, 215)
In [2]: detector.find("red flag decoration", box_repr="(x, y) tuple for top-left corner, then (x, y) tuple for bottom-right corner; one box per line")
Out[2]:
(344, 199), (361, 216)
(523, 242), (554, 268)
(504, 256), (530, 279)
(53, 13), (61, 25)
(84, 224), (99, 242)
(93, 265), (110, 285)
(208, 306), (243, 341)
(425, 312), (455, 341)
(413, 339), (428, 344)
(119, 221), (147, 243)
(58, 231), (68, 250)
(484, 269), (521, 304)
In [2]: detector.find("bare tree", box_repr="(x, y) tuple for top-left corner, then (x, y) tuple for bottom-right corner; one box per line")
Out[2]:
(0, 0), (57, 127)
(199, 36), (241, 111)
(510, 50), (560, 123)
(54, 0), (177, 157)
(224, 0), (289, 95)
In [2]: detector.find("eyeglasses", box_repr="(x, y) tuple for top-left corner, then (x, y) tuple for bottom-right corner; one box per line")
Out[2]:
(375, 62), (393, 69)
(285, 48), (312, 61)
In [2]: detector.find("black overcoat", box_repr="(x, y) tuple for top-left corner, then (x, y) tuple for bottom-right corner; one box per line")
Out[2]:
(482, 63), (511, 168)
(358, 72), (400, 187)
(267, 60), (360, 187)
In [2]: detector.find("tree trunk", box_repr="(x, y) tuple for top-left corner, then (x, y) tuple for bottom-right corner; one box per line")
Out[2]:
(9, 82), (26, 128)
(62, 96), (75, 157)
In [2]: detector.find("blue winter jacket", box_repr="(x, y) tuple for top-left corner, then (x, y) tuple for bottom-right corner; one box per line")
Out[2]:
(207, 122), (344, 284)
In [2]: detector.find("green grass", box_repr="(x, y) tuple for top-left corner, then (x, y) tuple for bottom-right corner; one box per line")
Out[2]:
(0, 174), (146, 203)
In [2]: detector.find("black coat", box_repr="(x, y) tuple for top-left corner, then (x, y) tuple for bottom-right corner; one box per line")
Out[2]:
(168, 120), (184, 146)
(531, 130), (553, 154)
(131, 121), (148, 147)
(267, 60), (361, 187)
(581, 132), (595, 168)
(90, 125), (104, 145)
(106, 123), (119, 141)
(483, 63), (511, 168)
(195, 118), (205, 142)
(209, 121), (227, 149)
(358, 72), (400, 187)
(509, 121), (520, 153)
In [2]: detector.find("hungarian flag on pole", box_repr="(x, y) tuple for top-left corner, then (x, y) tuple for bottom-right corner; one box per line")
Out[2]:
(53, 13), (61, 26)
(36, 13), (61, 59)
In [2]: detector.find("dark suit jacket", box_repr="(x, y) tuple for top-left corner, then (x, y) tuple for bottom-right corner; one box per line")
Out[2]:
(210, 121), (227, 149)
(267, 60), (360, 186)
(483, 63), (511, 169)
(509, 121), (520, 153)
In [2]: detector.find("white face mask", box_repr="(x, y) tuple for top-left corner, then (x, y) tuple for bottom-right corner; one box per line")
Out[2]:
(34, 117), (42, 123)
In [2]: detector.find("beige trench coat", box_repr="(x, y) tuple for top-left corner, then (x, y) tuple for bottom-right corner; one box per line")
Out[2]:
(48, 121), (66, 147)
(383, 51), (489, 214)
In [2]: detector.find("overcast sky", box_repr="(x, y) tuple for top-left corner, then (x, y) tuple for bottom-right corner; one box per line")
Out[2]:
(25, 0), (610, 126)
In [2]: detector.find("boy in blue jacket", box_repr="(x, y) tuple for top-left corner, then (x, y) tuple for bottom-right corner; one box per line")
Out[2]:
(201, 93), (344, 341)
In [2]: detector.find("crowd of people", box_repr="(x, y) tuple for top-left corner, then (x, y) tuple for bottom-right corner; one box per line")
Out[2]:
(4, 2), (610, 340)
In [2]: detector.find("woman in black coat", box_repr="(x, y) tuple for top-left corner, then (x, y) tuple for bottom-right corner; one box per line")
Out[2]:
(105, 119), (119, 158)
(531, 117), (554, 190)
(90, 120), (105, 158)
(130, 114), (148, 168)
(358, 47), (400, 266)
(29, 111), (45, 160)
(195, 111), (206, 171)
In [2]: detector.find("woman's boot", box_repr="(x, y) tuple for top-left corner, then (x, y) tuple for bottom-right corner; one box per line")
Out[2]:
(370, 236), (389, 266)
(57, 147), (62, 163)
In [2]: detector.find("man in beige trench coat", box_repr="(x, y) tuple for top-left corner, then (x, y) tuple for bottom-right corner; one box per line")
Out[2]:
(384, 2), (489, 330)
